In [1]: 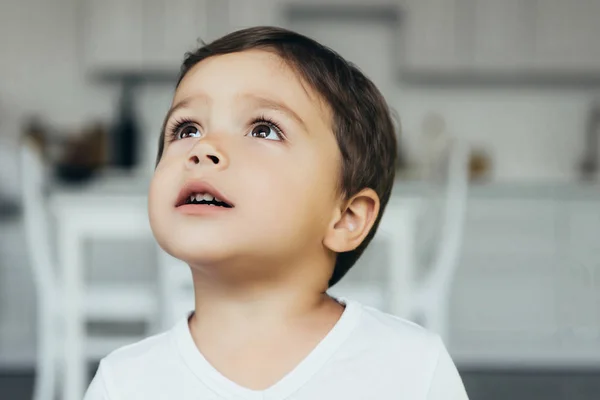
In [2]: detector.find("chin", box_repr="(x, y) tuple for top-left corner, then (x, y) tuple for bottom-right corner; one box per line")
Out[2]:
(150, 210), (231, 258)
(157, 235), (237, 265)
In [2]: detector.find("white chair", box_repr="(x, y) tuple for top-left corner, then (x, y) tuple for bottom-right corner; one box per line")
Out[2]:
(402, 138), (470, 343)
(20, 137), (158, 400)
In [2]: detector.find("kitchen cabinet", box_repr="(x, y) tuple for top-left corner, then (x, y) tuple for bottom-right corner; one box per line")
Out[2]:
(143, 0), (209, 71)
(83, 0), (145, 72)
(558, 201), (600, 340)
(400, 0), (471, 73)
(227, 0), (286, 31)
(532, 0), (600, 73)
(83, 0), (407, 75)
(82, 0), (209, 74)
(82, 0), (292, 75)
(450, 194), (600, 367)
(450, 197), (563, 364)
(471, 0), (533, 72)
(400, 0), (600, 79)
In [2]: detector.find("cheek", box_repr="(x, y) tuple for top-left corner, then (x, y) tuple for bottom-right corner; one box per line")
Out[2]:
(148, 176), (163, 231)
(288, 140), (340, 200)
(148, 166), (176, 234)
(240, 144), (339, 227)
(294, 141), (342, 225)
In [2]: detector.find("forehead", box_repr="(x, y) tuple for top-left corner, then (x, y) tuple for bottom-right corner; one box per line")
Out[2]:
(173, 50), (329, 119)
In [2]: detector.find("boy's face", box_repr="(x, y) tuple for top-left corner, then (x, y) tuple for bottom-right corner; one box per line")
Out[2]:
(149, 50), (343, 272)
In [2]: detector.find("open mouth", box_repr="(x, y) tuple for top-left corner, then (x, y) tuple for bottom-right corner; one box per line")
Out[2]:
(175, 181), (234, 209)
(183, 192), (233, 208)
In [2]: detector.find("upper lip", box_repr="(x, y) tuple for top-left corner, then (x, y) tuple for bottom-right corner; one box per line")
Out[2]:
(175, 180), (234, 208)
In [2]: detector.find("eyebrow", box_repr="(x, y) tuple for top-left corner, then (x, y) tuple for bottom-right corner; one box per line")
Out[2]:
(239, 93), (308, 131)
(161, 96), (200, 130)
(161, 93), (308, 132)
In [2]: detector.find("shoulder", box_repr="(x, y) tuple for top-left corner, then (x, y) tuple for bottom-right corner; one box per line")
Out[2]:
(342, 302), (469, 398)
(101, 330), (174, 370)
(340, 301), (447, 378)
(88, 325), (183, 399)
(353, 302), (443, 353)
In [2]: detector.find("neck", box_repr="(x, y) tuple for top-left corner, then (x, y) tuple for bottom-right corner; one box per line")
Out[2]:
(187, 255), (339, 334)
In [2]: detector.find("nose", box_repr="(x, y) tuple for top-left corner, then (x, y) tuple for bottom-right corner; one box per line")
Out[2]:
(186, 141), (229, 170)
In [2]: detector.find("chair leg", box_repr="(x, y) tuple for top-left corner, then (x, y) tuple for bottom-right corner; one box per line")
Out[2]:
(33, 307), (58, 400)
(424, 301), (450, 345)
(410, 289), (451, 344)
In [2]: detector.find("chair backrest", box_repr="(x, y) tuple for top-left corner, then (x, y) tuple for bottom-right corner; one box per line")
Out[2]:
(20, 138), (58, 305)
(418, 138), (469, 295)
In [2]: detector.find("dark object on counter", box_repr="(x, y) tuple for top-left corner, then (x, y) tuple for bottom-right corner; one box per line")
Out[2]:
(54, 122), (107, 184)
(469, 148), (492, 182)
(0, 197), (20, 220)
(111, 80), (140, 170)
(55, 164), (97, 183)
(20, 115), (108, 185)
(579, 101), (600, 180)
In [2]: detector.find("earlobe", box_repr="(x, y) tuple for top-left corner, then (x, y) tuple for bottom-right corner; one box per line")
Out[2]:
(323, 188), (380, 253)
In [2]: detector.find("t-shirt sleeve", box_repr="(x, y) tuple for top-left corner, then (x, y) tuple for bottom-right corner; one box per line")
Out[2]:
(426, 337), (469, 400)
(84, 360), (113, 400)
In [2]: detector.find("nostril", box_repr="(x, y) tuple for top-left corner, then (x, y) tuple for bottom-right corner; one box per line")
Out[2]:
(189, 155), (200, 164)
(207, 155), (219, 164)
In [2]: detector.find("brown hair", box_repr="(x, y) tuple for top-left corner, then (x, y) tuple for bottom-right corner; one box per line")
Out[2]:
(156, 26), (397, 287)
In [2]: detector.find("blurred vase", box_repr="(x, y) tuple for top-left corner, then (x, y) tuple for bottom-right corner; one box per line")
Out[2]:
(580, 101), (600, 181)
(111, 80), (139, 170)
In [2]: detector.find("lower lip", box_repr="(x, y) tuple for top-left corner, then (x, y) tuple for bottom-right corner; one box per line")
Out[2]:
(176, 204), (233, 215)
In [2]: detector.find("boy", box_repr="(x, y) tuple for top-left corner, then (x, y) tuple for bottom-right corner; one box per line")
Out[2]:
(85, 26), (469, 399)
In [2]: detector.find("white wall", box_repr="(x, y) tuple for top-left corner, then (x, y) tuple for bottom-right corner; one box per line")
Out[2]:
(1, 0), (599, 366)
(396, 86), (595, 182)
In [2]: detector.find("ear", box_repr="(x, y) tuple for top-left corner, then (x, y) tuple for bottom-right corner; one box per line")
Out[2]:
(323, 188), (380, 253)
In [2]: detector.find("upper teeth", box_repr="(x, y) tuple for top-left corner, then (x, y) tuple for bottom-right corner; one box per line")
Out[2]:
(189, 193), (221, 202)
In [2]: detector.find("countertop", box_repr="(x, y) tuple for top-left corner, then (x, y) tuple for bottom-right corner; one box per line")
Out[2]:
(391, 179), (600, 201)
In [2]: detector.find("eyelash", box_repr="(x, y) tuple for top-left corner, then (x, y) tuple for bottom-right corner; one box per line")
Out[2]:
(166, 117), (194, 143)
(253, 114), (286, 140)
(165, 115), (286, 143)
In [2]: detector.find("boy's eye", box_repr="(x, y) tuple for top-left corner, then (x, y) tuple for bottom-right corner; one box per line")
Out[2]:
(175, 123), (202, 140)
(248, 123), (280, 141)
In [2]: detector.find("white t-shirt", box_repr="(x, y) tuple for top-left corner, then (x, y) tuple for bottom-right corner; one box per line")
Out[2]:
(84, 299), (469, 399)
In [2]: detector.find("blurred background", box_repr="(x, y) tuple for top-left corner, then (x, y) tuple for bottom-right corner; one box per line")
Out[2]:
(1, 0), (600, 399)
